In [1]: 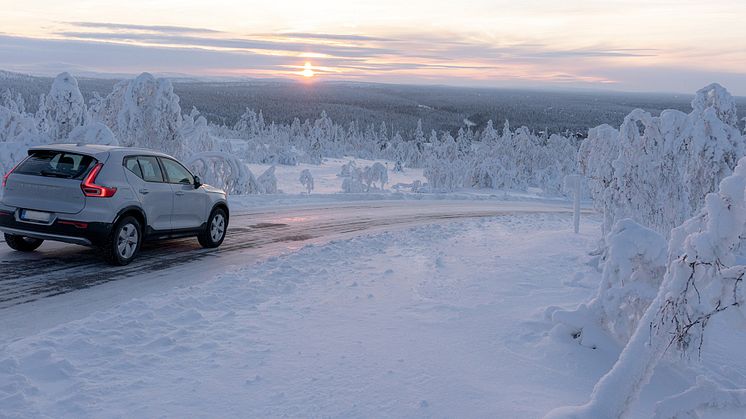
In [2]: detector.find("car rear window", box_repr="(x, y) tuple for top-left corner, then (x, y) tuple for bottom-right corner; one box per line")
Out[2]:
(15, 150), (96, 180)
(123, 156), (144, 179)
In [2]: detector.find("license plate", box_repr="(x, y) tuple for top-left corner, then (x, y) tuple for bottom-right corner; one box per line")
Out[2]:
(21, 209), (51, 222)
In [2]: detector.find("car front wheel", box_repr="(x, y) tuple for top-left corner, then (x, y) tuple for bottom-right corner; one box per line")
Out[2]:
(198, 208), (227, 248)
(5, 234), (44, 252)
(101, 216), (142, 265)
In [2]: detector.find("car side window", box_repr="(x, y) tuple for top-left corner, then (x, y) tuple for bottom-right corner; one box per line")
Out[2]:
(123, 156), (144, 179)
(160, 158), (194, 185)
(137, 156), (164, 183)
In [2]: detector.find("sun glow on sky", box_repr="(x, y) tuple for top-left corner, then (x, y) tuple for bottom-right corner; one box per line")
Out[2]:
(0, 0), (744, 93)
(302, 62), (315, 78)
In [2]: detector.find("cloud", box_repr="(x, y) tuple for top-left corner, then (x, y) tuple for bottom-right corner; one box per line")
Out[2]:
(530, 49), (656, 58)
(66, 21), (221, 34)
(1, 26), (742, 94)
(53, 31), (398, 58)
(0, 34), (290, 75)
(57, 21), (660, 64)
(270, 32), (395, 42)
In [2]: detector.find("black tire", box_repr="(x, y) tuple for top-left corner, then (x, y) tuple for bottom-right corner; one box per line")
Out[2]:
(5, 234), (44, 252)
(198, 207), (227, 248)
(100, 216), (142, 266)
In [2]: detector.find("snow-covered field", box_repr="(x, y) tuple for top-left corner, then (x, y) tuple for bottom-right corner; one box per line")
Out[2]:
(247, 157), (425, 195)
(4, 212), (730, 418)
(233, 157), (579, 211)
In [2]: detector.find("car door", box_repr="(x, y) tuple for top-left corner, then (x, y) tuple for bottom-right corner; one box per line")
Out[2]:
(123, 155), (174, 231)
(159, 157), (208, 230)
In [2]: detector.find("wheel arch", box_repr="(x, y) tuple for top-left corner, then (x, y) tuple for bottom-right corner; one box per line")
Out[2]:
(210, 201), (229, 223)
(113, 206), (147, 230)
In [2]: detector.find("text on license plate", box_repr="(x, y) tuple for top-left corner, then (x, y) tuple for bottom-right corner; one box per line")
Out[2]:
(22, 210), (51, 222)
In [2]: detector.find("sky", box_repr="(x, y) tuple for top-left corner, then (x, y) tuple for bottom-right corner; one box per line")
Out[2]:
(1, 0), (744, 94)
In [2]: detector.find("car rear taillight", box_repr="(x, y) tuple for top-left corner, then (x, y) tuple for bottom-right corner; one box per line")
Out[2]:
(2, 162), (20, 188)
(81, 163), (117, 198)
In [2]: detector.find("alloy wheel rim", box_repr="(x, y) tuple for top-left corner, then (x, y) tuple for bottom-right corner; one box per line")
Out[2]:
(117, 223), (138, 259)
(210, 214), (225, 242)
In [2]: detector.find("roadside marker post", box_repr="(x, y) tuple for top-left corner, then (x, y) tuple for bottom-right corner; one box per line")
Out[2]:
(564, 174), (582, 234)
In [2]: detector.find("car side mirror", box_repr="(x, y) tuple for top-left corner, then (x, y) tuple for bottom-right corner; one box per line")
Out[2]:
(193, 175), (202, 189)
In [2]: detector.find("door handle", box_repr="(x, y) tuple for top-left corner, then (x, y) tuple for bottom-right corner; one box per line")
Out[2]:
(139, 188), (150, 195)
(175, 191), (185, 196)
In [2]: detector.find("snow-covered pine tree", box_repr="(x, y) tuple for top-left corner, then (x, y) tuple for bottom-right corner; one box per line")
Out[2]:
(42, 72), (86, 141)
(299, 169), (314, 194)
(257, 165), (278, 194)
(114, 73), (184, 158)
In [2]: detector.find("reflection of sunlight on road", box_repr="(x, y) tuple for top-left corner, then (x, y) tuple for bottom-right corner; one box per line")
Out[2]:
(276, 216), (311, 224)
(284, 243), (308, 252)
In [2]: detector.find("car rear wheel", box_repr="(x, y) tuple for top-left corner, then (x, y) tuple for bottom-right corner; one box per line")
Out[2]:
(101, 216), (141, 265)
(5, 234), (44, 252)
(198, 208), (227, 248)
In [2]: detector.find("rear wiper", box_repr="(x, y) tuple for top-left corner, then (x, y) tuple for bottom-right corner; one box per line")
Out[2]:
(40, 170), (73, 178)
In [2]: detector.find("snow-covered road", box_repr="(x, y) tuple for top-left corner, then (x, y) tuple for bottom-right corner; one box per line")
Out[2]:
(0, 200), (583, 340)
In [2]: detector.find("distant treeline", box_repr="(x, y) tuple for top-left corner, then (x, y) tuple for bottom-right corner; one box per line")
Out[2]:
(4, 71), (743, 137)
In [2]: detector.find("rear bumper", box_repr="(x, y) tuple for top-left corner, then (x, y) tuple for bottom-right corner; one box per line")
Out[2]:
(0, 210), (112, 246)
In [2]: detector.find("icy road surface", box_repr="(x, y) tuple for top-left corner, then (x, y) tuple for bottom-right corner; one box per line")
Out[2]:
(0, 200), (583, 339)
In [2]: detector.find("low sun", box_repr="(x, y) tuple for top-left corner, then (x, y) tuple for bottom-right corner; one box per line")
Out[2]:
(302, 62), (315, 78)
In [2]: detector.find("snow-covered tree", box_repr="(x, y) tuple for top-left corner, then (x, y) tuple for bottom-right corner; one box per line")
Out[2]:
(0, 142), (31, 184)
(605, 109), (677, 234)
(340, 164), (365, 193)
(257, 165), (278, 194)
(66, 122), (118, 146)
(425, 120), (578, 194)
(578, 124), (620, 235)
(181, 107), (217, 154)
(580, 84), (744, 237)
(1, 89), (25, 114)
(407, 119), (426, 167)
(552, 219), (667, 347)
(41, 72), (86, 141)
(0, 104), (43, 145)
(233, 108), (263, 139)
(299, 169), (314, 194)
(107, 73), (184, 158)
(186, 152), (258, 195)
(338, 160), (356, 178)
(423, 131), (465, 191)
(547, 156), (746, 419)
(365, 162), (388, 191)
(480, 119), (498, 143)
(679, 83), (744, 216)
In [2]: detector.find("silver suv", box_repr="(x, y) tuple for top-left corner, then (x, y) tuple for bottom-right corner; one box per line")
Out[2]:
(0, 144), (229, 265)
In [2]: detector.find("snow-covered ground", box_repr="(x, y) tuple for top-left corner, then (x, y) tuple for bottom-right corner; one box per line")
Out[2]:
(0, 212), (690, 418)
(247, 157), (425, 195)
(235, 157), (580, 211)
(1, 70), (744, 418)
